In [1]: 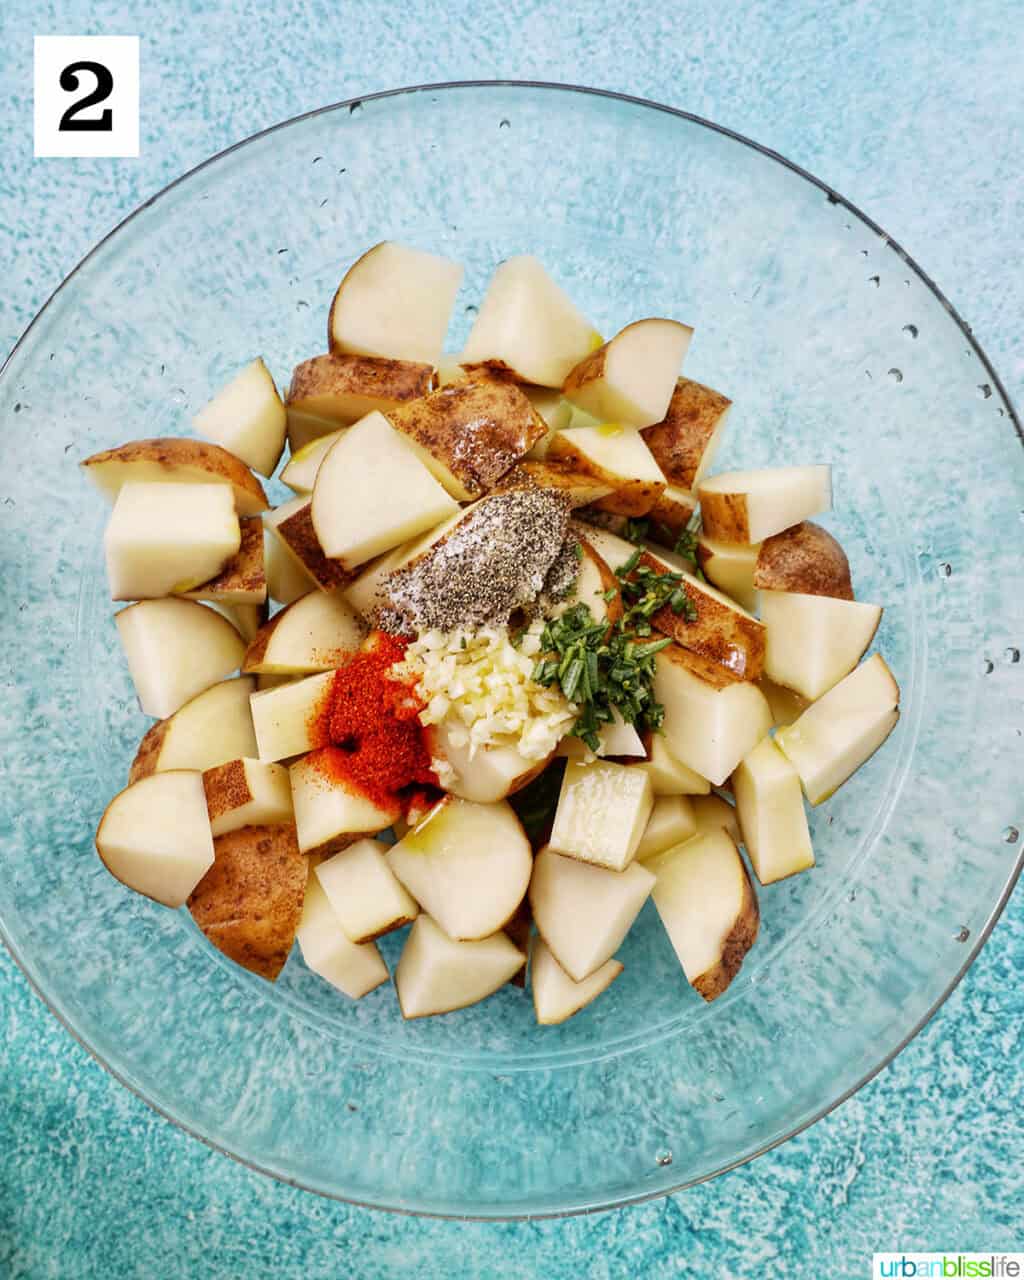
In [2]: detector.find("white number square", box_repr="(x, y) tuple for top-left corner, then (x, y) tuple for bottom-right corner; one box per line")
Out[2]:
(34, 36), (140, 158)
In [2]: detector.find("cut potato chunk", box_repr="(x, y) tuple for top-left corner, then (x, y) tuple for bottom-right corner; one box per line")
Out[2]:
(754, 521), (853, 600)
(187, 824), (306, 980)
(556, 709), (645, 761)
(640, 377), (731, 489)
(81, 437), (269, 516)
(523, 387), (573, 458)
(758, 677), (809, 728)
(129, 677), (258, 781)
(654, 645), (773, 786)
(202, 757), (294, 837)
(563, 318), (693, 429)
(634, 734), (711, 796)
(516, 460), (615, 506)
(265, 496), (356, 592)
(287, 352), (432, 427)
(213, 602), (266, 643)
(387, 797), (532, 941)
(551, 536), (621, 627)
(460, 255), (598, 388)
(571, 523), (637, 576)
(646, 485), (699, 546)
(775, 654), (900, 805)
(634, 795), (698, 862)
(761, 591), (882, 701)
(343, 513), (465, 621)
(328, 241), (463, 365)
(548, 760), (654, 871)
(193, 357), (286, 477)
(691, 794), (741, 843)
(180, 516), (266, 605)
(280, 429), (345, 494)
(699, 466), (832, 544)
(286, 408), (340, 454)
(264, 525), (316, 604)
(297, 873), (389, 999)
(96, 771), (214, 908)
(531, 936), (622, 1026)
(387, 381), (547, 500)
(648, 828), (759, 1001)
(315, 838), (418, 943)
(427, 720), (551, 804)
(696, 536), (760, 614)
(311, 411), (460, 569)
(289, 751), (399, 855)
(549, 424), (666, 517)
(732, 737), (814, 885)
(395, 915), (525, 1019)
(242, 590), (366, 675)
(116, 599), (246, 718)
(104, 482), (240, 601)
(529, 846), (655, 982)
(250, 671), (333, 762)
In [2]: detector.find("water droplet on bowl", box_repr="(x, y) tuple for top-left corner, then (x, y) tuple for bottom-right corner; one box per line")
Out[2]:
(13, 403), (21, 413)
(655, 1149), (673, 1167)
(296, 300), (310, 312)
(1005, 648), (1021, 664)
(978, 384), (992, 399)
(349, 101), (363, 116)
(312, 155), (322, 164)
(888, 368), (903, 383)
(826, 192), (839, 205)
(465, 304), (478, 316)
(499, 118), (511, 130)
(939, 562), (952, 578)
(902, 324), (918, 338)
(868, 275), (880, 287)
(955, 926), (970, 943)
(982, 658), (994, 674)
(1004, 826), (1020, 844)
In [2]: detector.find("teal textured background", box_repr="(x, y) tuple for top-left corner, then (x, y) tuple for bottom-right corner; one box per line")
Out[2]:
(1, 2), (1021, 1275)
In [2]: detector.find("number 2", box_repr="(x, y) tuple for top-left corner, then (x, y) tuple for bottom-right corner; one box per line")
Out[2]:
(58, 61), (113, 132)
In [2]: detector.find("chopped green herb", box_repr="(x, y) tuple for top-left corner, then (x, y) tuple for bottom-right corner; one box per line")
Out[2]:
(623, 517), (651, 544)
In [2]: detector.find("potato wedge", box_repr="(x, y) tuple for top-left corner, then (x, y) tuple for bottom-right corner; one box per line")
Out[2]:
(180, 516), (266, 604)
(265, 496), (358, 592)
(395, 915), (525, 1018)
(130, 677), (258, 781)
(516, 460), (615, 507)
(202, 757), (294, 837)
(242, 589), (366, 674)
(81, 437), (269, 516)
(287, 352), (433, 428)
(548, 424), (666, 516)
(280, 430), (345, 494)
(699, 466), (832, 544)
(640, 377), (731, 489)
(696, 536), (760, 614)
(562, 319), (693, 428)
(753, 521), (854, 600)
(193, 358), (287, 477)
(531, 936), (622, 1025)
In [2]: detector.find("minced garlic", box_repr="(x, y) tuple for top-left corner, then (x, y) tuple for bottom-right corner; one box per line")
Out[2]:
(393, 622), (576, 768)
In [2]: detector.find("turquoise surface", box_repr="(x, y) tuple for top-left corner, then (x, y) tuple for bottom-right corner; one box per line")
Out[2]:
(1, 3), (1022, 1275)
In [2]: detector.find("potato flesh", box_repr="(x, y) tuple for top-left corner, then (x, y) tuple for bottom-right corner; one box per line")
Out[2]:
(265, 496), (356, 591)
(311, 411), (460, 569)
(250, 671), (333, 762)
(130, 677), (258, 779)
(699, 465), (832, 544)
(635, 795), (698, 862)
(634, 734), (711, 796)
(775, 654), (900, 805)
(428, 721), (542, 804)
(732, 737), (814, 884)
(757, 677), (809, 728)
(563, 319), (693, 428)
(81, 438), (269, 515)
(203, 757), (294, 837)
(280, 430), (345, 494)
(296, 875), (389, 999)
(104, 482), (240, 600)
(286, 408), (340, 453)
(395, 915), (525, 1018)
(460, 255), (598, 388)
(330, 242), (463, 366)
(289, 752), (399, 855)
(116, 599), (246, 718)
(531, 937), (622, 1026)
(760, 590), (883, 701)
(549, 425), (665, 517)
(242, 590), (366, 674)
(697, 536), (760, 614)
(548, 760), (654, 870)
(193, 358), (286, 477)
(96, 771), (214, 908)
(316, 838), (418, 943)
(264, 527), (316, 604)
(691, 794), (741, 843)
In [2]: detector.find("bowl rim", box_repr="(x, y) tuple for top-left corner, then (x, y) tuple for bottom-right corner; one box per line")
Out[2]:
(2, 78), (1022, 1222)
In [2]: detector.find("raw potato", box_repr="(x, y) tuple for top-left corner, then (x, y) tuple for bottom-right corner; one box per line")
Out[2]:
(193, 357), (287, 477)
(289, 751), (400, 855)
(129, 677), (258, 781)
(394, 915), (525, 1019)
(81, 437), (269, 516)
(256, 673), (296, 690)
(180, 516), (266, 605)
(646, 486), (699, 545)
(634, 733), (711, 796)
(297, 873), (389, 999)
(504, 901), (532, 988)
(640, 377), (731, 488)
(529, 846), (655, 982)
(387, 797), (532, 941)
(286, 352), (433, 426)
(286, 408), (340, 454)
(571, 523), (638, 576)
(556, 709), (644, 761)
(551, 536), (622, 627)
(732, 737), (815, 885)
(753, 521), (854, 600)
(265, 496), (357, 592)
(761, 589), (883, 701)
(265, 526), (316, 604)
(648, 828), (759, 1001)
(104, 482), (241, 601)
(250, 671), (333, 762)
(523, 387), (573, 457)
(696, 536), (760, 615)
(516, 460), (615, 506)
(116, 599), (246, 719)
(311, 411), (460, 569)
(562, 318), (694, 429)
(547, 759), (654, 871)
(691, 794), (741, 843)
(280, 430), (344, 494)
(698, 466), (832, 544)
(758, 677), (809, 728)
(343, 512), (465, 620)
(315, 839), (418, 943)
(202, 757), (294, 837)
(531, 937), (622, 1026)
(548, 424), (666, 516)
(427, 720), (552, 804)
(95, 770), (214, 908)
(460, 254), (599, 388)
(242, 590), (366, 674)
(654, 645), (773, 786)
(775, 653), (900, 805)
(634, 795), (698, 862)
(211, 602), (266, 643)
(328, 241), (463, 365)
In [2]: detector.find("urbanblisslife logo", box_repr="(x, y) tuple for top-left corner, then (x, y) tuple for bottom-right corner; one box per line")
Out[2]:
(873, 1256), (1024, 1278)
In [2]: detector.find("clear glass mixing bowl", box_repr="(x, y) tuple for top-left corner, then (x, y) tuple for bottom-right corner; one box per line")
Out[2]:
(1, 83), (1021, 1219)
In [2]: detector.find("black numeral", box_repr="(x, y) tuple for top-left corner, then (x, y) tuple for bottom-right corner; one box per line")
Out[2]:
(58, 61), (114, 132)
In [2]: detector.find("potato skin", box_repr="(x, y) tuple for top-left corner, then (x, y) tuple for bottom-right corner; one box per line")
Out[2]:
(640, 378), (731, 489)
(287, 352), (432, 419)
(691, 861), (759, 1001)
(81, 437), (269, 514)
(753, 521), (854, 600)
(697, 489), (752, 543)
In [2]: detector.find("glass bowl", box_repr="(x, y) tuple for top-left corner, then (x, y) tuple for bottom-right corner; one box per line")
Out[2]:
(1, 83), (1021, 1220)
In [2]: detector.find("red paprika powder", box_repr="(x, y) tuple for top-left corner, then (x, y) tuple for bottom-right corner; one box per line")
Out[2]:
(308, 632), (440, 815)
